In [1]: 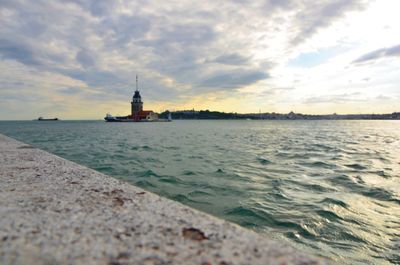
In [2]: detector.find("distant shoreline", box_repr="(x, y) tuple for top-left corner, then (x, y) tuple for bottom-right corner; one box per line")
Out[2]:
(0, 111), (399, 121)
(159, 110), (400, 120)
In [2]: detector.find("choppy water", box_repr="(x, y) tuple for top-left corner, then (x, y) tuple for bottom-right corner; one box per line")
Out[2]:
(1, 120), (399, 264)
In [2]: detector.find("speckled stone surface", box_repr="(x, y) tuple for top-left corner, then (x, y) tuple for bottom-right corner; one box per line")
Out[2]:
(0, 134), (335, 265)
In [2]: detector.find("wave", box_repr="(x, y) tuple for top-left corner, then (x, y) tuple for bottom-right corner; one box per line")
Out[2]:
(182, 170), (197, 176)
(141, 145), (154, 151)
(224, 206), (275, 227)
(188, 190), (212, 197)
(225, 206), (317, 240)
(171, 194), (212, 205)
(320, 198), (349, 209)
(345, 163), (368, 170)
(327, 175), (400, 204)
(158, 175), (184, 185)
(315, 209), (344, 222)
(135, 169), (160, 178)
(257, 156), (271, 165)
(288, 180), (338, 193)
(135, 180), (156, 188)
(362, 188), (400, 204)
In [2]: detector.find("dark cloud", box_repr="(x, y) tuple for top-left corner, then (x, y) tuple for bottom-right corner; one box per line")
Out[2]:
(141, 23), (216, 48)
(198, 69), (269, 89)
(139, 23), (217, 86)
(291, 0), (368, 45)
(375, 94), (393, 101)
(136, 79), (180, 101)
(147, 55), (203, 85)
(101, 15), (151, 45)
(353, 44), (400, 64)
(0, 1), (84, 69)
(63, 69), (122, 88)
(264, 0), (298, 11)
(0, 38), (41, 66)
(206, 53), (250, 65)
(76, 49), (95, 67)
(66, 0), (118, 17)
(0, 36), (70, 71)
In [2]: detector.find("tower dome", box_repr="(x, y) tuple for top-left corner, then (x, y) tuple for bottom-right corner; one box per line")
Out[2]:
(133, 90), (141, 100)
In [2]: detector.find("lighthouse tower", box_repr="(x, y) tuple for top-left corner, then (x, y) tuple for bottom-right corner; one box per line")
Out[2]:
(131, 75), (143, 119)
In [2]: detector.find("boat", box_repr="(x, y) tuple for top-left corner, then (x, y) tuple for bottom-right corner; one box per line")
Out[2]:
(37, 117), (59, 121)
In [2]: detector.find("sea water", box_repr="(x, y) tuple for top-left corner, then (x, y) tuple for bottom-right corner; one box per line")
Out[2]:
(0, 120), (399, 264)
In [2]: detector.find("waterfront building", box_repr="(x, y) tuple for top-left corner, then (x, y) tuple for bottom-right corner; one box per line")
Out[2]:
(104, 75), (159, 122)
(129, 77), (158, 121)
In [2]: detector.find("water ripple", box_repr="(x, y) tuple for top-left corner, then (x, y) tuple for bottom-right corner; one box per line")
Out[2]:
(1, 120), (400, 265)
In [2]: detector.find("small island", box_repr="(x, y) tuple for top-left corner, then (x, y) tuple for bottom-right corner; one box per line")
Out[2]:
(105, 76), (171, 122)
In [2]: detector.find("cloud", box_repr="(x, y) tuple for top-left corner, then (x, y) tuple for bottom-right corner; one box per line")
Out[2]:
(290, 0), (368, 45)
(304, 92), (365, 104)
(76, 49), (95, 67)
(138, 23), (216, 51)
(353, 44), (400, 64)
(57, 87), (82, 95)
(0, 0), (366, 97)
(264, 0), (297, 10)
(101, 14), (151, 46)
(62, 69), (122, 88)
(0, 38), (42, 66)
(206, 53), (250, 65)
(375, 94), (392, 101)
(66, 0), (118, 17)
(0, 0), (397, 118)
(198, 69), (269, 89)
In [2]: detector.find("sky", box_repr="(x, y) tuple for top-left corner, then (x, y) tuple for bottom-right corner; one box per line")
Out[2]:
(0, 0), (400, 119)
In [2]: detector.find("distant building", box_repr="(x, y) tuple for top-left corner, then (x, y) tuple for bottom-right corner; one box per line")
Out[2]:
(104, 75), (159, 122)
(288, 111), (296, 119)
(129, 82), (158, 121)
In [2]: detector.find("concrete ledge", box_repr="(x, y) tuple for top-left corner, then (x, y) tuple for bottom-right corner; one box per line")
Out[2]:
(0, 134), (335, 265)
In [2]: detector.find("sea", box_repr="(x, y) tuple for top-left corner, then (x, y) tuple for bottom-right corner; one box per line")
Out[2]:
(0, 120), (399, 264)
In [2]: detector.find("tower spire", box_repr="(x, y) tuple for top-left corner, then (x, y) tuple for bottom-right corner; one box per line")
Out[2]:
(136, 74), (138, 91)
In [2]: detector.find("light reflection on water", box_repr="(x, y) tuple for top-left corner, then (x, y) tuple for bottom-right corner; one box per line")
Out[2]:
(0, 120), (399, 264)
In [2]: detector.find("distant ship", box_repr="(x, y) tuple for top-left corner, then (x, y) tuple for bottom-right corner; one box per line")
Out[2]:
(105, 75), (171, 122)
(37, 117), (59, 121)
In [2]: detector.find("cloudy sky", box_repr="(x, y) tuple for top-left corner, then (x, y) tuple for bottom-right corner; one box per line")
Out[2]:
(1, 0), (399, 119)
